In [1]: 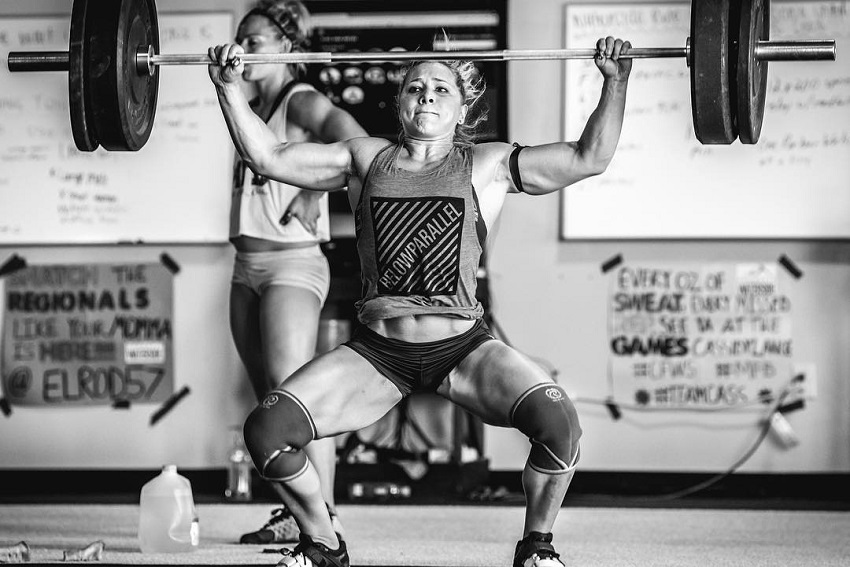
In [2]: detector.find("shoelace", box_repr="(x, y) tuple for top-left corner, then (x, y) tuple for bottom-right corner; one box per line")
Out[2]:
(279, 540), (327, 567)
(527, 550), (563, 567)
(517, 534), (561, 567)
(264, 508), (298, 537)
(280, 548), (310, 567)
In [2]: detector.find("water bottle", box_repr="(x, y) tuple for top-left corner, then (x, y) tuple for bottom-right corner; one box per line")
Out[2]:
(225, 426), (253, 501)
(138, 465), (199, 553)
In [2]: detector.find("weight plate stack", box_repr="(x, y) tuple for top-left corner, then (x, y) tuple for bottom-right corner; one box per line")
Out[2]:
(69, 0), (98, 152)
(86, 0), (159, 151)
(737, 0), (770, 144)
(690, 0), (738, 144)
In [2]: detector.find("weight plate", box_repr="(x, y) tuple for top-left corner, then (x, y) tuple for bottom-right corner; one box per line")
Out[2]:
(689, 0), (738, 144)
(737, 0), (769, 144)
(87, 0), (159, 151)
(69, 0), (98, 151)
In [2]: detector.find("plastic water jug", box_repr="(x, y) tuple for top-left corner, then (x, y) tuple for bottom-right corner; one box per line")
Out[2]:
(138, 465), (199, 553)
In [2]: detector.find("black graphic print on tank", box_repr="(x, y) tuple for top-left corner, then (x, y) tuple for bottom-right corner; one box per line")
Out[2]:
(372, 196), (465, 295)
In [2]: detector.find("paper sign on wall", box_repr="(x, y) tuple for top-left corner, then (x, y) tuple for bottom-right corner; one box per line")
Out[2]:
(608, 263), (792, 408)
(2, 263), (174, 406)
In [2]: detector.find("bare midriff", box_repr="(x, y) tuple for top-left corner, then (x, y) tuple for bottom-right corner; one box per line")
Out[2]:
(368, 314), (476, 343)
(230, 235), (318, 252)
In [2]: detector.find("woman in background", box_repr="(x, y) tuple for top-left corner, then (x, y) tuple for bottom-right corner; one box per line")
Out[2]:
(227, 0), (367, 545)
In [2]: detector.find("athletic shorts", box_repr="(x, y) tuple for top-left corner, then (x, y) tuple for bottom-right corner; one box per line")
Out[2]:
(343, 318), (495, 396)
(231, 246), (330, 304)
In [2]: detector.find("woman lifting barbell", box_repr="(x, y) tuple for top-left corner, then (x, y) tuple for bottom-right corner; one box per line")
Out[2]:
(209, 34), (631, 567)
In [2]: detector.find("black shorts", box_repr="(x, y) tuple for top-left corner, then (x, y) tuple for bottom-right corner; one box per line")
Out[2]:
(343, 319), (495, 396)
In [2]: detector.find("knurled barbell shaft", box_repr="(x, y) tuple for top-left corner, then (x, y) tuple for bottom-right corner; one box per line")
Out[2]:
(152, 47), (689, 66)
(7, 40), (836, 74)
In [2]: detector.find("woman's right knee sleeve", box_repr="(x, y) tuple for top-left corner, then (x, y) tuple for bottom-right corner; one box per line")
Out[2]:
(243, 390), (317, 482)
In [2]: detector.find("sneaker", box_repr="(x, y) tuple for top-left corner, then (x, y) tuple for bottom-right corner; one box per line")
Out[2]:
(277, 534), (349, 567)
(513, 532), (564, 567)
(240, 507), (300, 544)
(240, 505), (345, 545)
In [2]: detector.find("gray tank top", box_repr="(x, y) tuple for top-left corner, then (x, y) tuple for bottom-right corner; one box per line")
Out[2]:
(354, 143), (487, 324)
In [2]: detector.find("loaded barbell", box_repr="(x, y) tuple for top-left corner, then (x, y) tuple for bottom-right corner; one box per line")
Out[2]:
(6, 0), (836, 152)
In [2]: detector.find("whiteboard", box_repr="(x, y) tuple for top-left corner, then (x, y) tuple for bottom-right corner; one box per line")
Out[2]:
(562, 1), (850, 240)
(0, 13), (234, 244)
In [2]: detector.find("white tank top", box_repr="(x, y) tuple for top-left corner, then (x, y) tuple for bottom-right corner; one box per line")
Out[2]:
(229, 82), (331, 243)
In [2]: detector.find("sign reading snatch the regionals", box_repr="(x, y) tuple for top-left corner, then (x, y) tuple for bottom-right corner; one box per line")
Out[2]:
(2, 262), (173, 406)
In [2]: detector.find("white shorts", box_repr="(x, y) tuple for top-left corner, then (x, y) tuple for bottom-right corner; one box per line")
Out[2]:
(231, 246), (330, 304)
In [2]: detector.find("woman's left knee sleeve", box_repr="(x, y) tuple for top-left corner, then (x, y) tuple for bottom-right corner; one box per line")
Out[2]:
(243, 390), (317, 482)
(509, 383), (582, 475)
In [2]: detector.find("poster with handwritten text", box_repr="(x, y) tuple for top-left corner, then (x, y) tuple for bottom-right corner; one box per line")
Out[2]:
(563, 2), (850, 239)
(2, 263), (173, 406)
(609, 263), (793, 408)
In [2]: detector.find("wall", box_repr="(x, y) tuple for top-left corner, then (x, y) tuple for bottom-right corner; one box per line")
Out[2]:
(486, 0), (850, 472)
(0, 0), (257, 470)
(0, 0), (847, 475)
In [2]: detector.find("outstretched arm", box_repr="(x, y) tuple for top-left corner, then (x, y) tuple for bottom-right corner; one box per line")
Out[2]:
(208, 44), (355, 191)
(279, 90), (370, 232)
(511, 37), (632, 195)
(289, 90), (369, 143)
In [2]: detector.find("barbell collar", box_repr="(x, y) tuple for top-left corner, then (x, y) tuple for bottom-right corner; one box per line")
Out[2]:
(136, 45), (157, 76)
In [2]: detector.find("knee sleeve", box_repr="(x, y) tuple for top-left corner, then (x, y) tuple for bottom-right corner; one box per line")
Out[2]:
(509, 383), (582, 475)
(243, 390), (317, 482)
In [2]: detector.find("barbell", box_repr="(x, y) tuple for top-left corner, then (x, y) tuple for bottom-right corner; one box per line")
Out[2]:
(6, 0), (837, 152)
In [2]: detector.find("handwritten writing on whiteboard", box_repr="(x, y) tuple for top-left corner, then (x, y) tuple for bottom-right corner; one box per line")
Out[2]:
(562, 2), (850, 239)
(0, 13), (234, 244)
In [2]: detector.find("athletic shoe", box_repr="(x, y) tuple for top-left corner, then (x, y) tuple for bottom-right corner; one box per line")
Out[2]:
(276, 534), (349, 567)
(240, 507), (300, 544)
(240, 505), (346, 544)
(513, 531), (564, 567)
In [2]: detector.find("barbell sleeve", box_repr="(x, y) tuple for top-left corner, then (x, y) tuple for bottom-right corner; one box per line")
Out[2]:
(755, 40), (836, 61)
(7, 51), (71, 72)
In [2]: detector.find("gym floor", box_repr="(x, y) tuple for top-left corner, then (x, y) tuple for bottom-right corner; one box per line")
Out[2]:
(2, 466), (849, 567)
(1, 502), (849, 566)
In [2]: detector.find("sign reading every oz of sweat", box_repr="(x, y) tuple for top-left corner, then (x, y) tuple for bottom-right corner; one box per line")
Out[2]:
(2, 263), (174, 406)
(608, 263), (793, 408)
